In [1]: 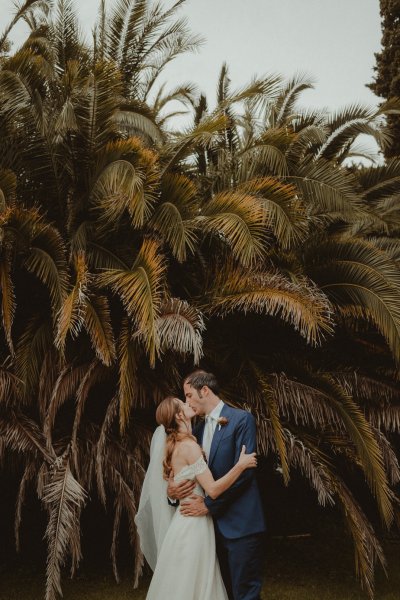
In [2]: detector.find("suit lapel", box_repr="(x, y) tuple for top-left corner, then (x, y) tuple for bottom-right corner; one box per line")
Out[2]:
(208, 404), (231, 468)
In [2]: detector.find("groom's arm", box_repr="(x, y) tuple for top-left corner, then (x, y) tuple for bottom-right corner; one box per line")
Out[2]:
(204, 412), (257, 516)
(167, 476), (196, 503)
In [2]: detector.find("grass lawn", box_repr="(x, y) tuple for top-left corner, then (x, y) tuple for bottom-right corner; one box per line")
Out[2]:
(1, 534), (399, 600)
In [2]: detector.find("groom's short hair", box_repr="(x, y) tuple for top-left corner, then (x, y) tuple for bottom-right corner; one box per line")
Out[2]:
(184, 370), (220, 395)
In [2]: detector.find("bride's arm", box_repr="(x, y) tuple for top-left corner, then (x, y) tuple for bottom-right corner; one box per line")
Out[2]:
(182, 441), (257, 500)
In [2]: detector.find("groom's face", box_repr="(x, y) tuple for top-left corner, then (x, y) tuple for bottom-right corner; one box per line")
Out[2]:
(183, 382), (206, 416)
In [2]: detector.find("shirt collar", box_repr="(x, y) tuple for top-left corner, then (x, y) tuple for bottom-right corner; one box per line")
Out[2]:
(207, 399), (224, 421)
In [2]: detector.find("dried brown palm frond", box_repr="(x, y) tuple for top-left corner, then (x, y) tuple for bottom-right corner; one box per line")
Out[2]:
(334, 371), (400, 405)
(368, 406), (400, 433)
(96, 394), (119, 505)
(0, 249), (15, 355)
(275, 369), (393, 527)
(43, 458), (87, 600)
(0, 168), (16, 205)
(0, 359), (21, 405)
(271, 371), (344, 430)
(0, 411), (52, 461)
(44, 363), (89, 449)
(70, 359), (109, 472)
(206, 264), (333, 346)
(255, 414), (335, 507)
(105, 456), (144, 587)
(15, 316), (54, 403)
(156, 298), (205, 364)
(372, 428), (400, 487)
(37, 349), (60, 423)
(332, 477), (387, 599)
(15, 459), (37, 552)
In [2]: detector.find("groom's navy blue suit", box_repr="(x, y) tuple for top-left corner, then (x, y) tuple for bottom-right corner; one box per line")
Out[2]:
(193, 403), (266, 600)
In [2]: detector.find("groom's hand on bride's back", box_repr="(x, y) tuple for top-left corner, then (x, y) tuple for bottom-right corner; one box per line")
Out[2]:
(167, 476), (196, 500)
(180, 495), (209, 517)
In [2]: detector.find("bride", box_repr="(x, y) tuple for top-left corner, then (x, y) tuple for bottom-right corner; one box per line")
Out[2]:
(135, 396), (257, 600)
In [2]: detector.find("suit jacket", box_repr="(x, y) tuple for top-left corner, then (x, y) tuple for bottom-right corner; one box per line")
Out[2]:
(193, 403), (266, 540)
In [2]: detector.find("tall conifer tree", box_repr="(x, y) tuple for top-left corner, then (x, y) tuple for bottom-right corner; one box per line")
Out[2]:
(369, 0), (400, 157)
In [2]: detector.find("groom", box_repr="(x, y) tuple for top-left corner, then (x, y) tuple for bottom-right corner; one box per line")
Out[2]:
(167, 370), (266, 600)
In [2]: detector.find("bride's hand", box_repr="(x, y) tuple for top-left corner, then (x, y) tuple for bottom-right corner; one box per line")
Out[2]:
(237, 445), (257, 470)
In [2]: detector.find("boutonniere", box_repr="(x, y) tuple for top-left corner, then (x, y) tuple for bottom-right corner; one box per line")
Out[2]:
(217, 416), (229, 431)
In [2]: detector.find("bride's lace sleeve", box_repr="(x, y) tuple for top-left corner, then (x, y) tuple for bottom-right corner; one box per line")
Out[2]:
(191, 456), (208, 476)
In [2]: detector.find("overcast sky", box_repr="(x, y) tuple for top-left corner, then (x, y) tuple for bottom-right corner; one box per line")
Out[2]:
(1, 0), (382, 112)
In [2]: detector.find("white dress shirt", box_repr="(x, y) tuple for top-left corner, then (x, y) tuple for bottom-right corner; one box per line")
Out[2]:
(202, 400), (224, 459)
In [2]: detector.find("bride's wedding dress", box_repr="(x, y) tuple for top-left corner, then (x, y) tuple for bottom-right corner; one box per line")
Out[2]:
(145, 456), (228, 600)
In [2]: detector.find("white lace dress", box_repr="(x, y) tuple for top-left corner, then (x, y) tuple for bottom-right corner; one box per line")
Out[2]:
(146, 456), (229, 600)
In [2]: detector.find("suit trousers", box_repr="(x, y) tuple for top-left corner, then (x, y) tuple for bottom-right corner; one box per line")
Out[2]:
(215, 528), (264, 600)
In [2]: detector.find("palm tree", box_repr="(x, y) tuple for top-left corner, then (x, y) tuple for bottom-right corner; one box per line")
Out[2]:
(0, 3), (399, 600)
(159, 66), (400, 598)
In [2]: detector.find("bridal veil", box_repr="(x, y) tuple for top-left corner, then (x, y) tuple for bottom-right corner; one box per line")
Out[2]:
(134, 425), (175, 571)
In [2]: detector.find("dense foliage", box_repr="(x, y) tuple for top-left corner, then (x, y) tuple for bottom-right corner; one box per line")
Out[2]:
(368, 0), (400, 157)
(1, 2), (400, 599)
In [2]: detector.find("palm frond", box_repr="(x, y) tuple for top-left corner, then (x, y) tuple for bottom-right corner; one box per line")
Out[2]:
(117, 318), (139, 431)
(306, 236), (400, 364)
(97, 238), (166, 365)
(15, 460), (37, 552)
(237, 177), (308, 248)
(274, 73), (315, 127)
(43, 458), (87, 600)
(332, 477), (386, 599)
(92, 159), (154, 229)
(55, 252), (89, 354)
(44, 363), (88, 449)
(0, 250), (15, 354)
(149, 172), (198, 261)
(161, 112), (227, 173)
(15, 316), (53, 402)
(287, 158), (361, 217)
(207, 265), (333, 346)
(200, 191), (267, 267)
(156, 298), (205, 363)
(84, 295), (116, 366)
(0, 411), (53, 461)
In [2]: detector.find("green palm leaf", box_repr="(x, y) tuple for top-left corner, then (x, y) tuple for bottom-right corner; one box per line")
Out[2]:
(306, 236), (400, 363)
(92, 159), (153, 229)
(200, 191), (267, 267)
(237, 177), (308, 248)
(149, 172), (198, 261)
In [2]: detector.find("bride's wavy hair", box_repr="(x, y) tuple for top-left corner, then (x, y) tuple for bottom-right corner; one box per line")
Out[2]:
(156, 396), (196, 480)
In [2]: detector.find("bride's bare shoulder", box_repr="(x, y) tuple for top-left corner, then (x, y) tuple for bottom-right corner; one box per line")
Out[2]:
(175, 438), (202, 461)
